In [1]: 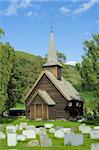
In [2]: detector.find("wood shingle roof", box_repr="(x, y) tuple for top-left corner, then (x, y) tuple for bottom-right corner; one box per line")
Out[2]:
(25, 70), (83, 103)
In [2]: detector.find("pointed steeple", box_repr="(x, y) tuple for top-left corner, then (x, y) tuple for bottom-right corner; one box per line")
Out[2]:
(43, 24), (62, 80)
(43, 28), (62, 67)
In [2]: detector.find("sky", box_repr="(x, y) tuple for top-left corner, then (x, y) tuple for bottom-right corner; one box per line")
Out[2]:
(0, 0), (99, 64)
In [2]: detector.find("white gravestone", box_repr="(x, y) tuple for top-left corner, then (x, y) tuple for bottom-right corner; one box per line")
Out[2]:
(44, 123), (54, 129)
(64, 134), (84, 146)
(54, 130), (64, 138)
(40, 134), (52, 146)
(39, 127), (47, 135)
(79, 124), (86, 131)
(0, 131), (6, 139)
(15, 125), (18, 131)
(6, 125), (17, 133)
(19, 122), (28, 130)
(90, 130), (99, 139)
(94, 126), (99, 130)
(49, 128), (56, 134)
(80, 126), (91, 134)
(61, 128), (72, 134)
(17, 135), (26, 141)
(26, 125), (35, 130)
(27, 140), (40, 147)
(22, 130), (36, 139)
(7, 133), (17, 146)
(91, 144), (99, 150)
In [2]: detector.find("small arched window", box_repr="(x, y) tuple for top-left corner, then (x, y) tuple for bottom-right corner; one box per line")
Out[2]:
(68, 102), (72, 107)
(76, 102), (79, 107)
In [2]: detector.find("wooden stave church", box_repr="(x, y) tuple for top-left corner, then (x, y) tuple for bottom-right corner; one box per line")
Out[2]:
(25, 29), (83, 120)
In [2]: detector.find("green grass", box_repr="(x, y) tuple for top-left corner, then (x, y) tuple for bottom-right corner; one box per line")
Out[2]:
(14, 103), (26, 109)
(0, 117), (99, 150)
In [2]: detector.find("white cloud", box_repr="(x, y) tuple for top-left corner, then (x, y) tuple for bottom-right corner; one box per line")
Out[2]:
(66, 61), (80, 66)
(74, 0), (97, 15)
(18, 0), (33, 9)
(59, 6), (71, 15)
(26, 11), (37, 17)
(0, 0), (34, 16)
(26, 11), (33, 16)
(0, 0), (17, 16)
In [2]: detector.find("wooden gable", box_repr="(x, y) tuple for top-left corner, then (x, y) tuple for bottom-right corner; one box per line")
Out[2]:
(26, 73), (66, 118)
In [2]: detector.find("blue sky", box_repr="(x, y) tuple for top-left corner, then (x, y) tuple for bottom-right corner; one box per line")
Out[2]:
(0, 0), (99, 64)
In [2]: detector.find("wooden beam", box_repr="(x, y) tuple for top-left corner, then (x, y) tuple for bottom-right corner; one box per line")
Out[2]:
(30, 106), (31, 118)
(34, 105), (36, 119)
(42, 104), (43, 119)
(47, 105), (49, 120)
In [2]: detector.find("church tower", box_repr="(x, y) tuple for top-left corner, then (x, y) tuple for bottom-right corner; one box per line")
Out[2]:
(43, 28), (62, 80)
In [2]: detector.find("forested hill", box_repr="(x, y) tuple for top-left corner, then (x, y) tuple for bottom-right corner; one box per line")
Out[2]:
(15, 51), (82, 103)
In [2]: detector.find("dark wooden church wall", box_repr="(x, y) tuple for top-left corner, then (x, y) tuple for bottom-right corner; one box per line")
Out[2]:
(48, 106), (55, 119)
(28, 74), (66, 118)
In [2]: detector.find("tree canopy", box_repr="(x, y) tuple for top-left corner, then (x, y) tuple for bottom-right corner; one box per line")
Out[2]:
(76, 34), (99, 96)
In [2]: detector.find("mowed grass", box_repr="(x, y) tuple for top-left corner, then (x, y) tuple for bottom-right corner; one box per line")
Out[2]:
(0, 117), (99, 150)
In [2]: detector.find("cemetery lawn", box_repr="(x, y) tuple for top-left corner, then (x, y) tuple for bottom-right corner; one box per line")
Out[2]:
(0, 117), (99, 150)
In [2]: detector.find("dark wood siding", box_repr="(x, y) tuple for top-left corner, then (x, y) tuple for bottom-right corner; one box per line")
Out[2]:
(27, 74), (66, 119)
(48, 106), (55, 119)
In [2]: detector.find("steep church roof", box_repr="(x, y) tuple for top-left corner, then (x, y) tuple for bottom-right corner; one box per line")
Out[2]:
(27, 89), (56, 105)
(25, 70), (83, 102)
(43, 31), (62, 67)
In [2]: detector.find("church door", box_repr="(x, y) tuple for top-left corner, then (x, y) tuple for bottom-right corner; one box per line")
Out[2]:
(36, 104), (42, 119)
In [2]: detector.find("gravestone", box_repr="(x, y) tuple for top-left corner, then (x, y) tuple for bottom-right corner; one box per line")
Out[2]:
(40, 134), (52, 146)
(39, 127), (47, 135)
(44, 123), (54, 129)
(64, 134), (83, 146)
(19, 122), (28, 130)
(91, 143), (99, 150)
(54, 130), (64, 138)
(0, 131), (6, 139)
(55, 126), (64, 130)
(61, 128), (72, 134)
(79, 124), (85, 131)
(80, 125), (91, 134)
(7, 133), (17, 146)
(17, 135), (26, 141)
(6, 125), (17, 133)
(22, 130), (36, 139)
(27, 140), (39, 147)
(90, 130), (99, 139)
(26, 125), (35, 130)
(15, 125), (18, 131)
(49, 128), (56, 134)
(94, 126), (99, 130)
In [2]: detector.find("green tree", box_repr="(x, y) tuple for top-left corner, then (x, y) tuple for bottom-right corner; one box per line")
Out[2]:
(76, 34), (99, 96)
(0, 28), (4, 39)
(0, 31), (15, 115)
(57, 51), (66, 64)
